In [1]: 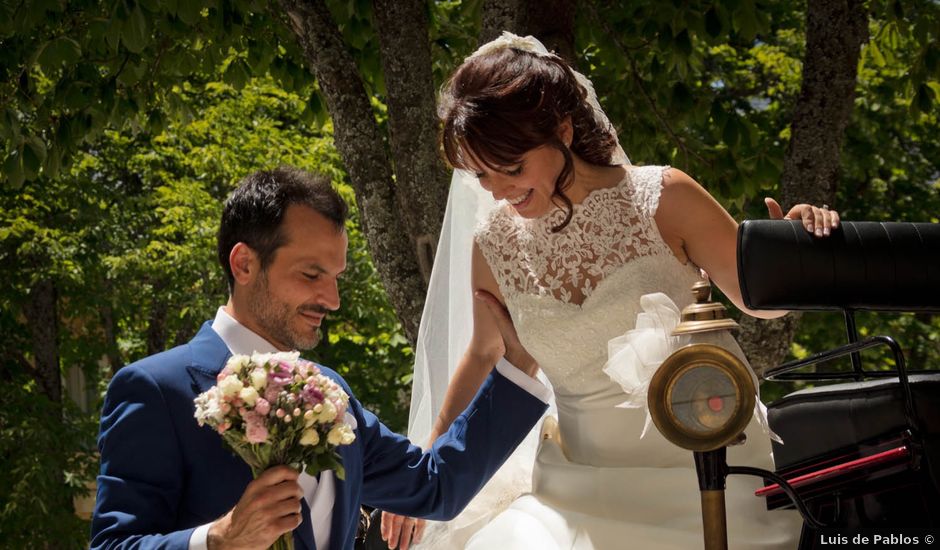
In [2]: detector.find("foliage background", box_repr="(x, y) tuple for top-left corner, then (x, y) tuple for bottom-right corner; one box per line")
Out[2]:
(0, 0), (937, 548)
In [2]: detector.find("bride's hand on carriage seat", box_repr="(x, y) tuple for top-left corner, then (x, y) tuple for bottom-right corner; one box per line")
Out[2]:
(474, 290), (539, 377)
(764, 198), (840, 237)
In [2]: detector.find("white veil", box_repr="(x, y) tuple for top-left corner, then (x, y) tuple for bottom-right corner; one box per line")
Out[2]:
(407, 168), (497, 445)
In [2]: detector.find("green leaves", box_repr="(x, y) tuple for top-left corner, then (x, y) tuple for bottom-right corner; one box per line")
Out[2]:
(223, 58), (252, 90)
(35, 37), (82, 73)
(122, 4), (151, 53)
(1, 0), (298, 188)
(22, 135), (47, 179)
(3, 150), (25, 188)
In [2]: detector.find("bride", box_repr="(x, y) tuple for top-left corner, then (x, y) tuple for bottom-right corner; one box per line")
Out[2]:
(383, 32), (840, 550)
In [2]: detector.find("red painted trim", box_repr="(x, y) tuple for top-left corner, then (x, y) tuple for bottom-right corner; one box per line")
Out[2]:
(755, 446), (911, 498)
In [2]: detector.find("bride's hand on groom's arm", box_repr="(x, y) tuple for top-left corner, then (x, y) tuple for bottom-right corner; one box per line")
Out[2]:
(474, 290), (539, 377)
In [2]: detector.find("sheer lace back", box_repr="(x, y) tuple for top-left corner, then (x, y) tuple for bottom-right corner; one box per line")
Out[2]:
(476, 165), (672, 306)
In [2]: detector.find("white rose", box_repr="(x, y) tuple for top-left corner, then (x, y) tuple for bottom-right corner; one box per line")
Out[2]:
(299, 428), (320, 446)
(327, 424), (355, 446)
(239, 386), (259, 407)
(228, 355), (250, 373)
(218, 375), (243, 397)
(271, 350), (301, 363)
(319, 400), (337, 423)
(250, 367), (267, 390)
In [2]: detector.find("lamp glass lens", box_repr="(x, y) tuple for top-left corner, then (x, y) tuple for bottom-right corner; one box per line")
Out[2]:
(669, 364), (737, 434)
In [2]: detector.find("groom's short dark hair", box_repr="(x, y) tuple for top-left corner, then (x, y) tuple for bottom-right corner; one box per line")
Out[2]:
(218, 167), (348, 292)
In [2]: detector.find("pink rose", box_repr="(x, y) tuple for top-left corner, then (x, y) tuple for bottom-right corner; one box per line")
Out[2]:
(263, 384), (280, 404)
(302, 384), (324, 406)
(244, 412), (269, 444)
(254, 398), (271, 416)
(218, 365), (234, 381)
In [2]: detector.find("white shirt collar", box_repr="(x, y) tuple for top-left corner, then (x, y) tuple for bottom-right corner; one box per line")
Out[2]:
(210, 306), (281, 356)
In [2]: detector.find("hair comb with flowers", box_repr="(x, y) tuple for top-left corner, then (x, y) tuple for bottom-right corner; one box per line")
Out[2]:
(468, 31), (556, 60)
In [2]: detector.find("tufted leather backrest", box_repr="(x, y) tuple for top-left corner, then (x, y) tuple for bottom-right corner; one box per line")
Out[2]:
(737, 220), (940, 312)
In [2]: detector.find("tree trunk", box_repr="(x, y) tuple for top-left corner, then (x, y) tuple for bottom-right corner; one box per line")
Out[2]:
(373, 0), (450, 283)
(277, 0), (430, 342)
(480, 0), (576, 61)
(737, 0), (869, 375)
(24, 279), (61, 403)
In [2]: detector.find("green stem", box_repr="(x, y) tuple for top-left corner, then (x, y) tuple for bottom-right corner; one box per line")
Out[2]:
(270, 531), (294, 550)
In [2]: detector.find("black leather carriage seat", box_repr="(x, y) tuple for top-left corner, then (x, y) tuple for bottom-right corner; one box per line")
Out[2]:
(738, 220), (940, 313)
(737, 220), (940, 527)
(768, 375), (940, 469)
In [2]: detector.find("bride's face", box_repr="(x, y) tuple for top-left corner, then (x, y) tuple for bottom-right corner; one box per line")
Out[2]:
(469, 144), (566, 219)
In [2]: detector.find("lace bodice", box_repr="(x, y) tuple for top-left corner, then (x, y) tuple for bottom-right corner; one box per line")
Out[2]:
(476, 165), (674, 306)
(475, 166), (704, 452)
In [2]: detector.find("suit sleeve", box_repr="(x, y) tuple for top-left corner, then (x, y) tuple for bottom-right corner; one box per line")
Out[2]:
(90, 365), (194, 550)
(359, 368), (547, 520)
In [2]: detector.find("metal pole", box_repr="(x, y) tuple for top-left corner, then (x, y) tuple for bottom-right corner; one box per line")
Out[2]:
(694, 449), (729, 550)
(700, 490), (728, 550)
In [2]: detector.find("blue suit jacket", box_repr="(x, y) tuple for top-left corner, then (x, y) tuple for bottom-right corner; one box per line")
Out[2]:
(91, 322), (547, 549)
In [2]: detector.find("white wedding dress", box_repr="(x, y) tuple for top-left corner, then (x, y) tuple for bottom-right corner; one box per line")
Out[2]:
(453, 165), (801, 549)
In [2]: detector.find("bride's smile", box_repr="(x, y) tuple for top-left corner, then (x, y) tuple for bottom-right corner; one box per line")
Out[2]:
(469, 144), (567, 218)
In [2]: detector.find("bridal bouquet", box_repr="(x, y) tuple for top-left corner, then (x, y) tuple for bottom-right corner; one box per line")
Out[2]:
(194, 351), (356, 550)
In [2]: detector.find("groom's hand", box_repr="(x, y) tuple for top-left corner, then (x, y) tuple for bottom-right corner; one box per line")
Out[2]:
(208, 465), (303, 550)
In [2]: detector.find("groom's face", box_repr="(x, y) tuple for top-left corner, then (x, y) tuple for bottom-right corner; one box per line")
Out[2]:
(245, 204), (347, 351)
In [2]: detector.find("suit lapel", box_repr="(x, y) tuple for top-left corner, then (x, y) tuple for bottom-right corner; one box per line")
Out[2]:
(294, 498), (317, 550)
(186, 322), (231, 394)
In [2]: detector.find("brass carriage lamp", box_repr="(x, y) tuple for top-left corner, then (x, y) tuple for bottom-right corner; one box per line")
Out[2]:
(647, 280), (756, 550)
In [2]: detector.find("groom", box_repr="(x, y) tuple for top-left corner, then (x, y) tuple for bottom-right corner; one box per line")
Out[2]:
(90, 167), (550, 550)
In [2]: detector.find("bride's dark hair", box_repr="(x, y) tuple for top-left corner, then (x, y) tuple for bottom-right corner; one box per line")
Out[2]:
(439, 46), (619, 231)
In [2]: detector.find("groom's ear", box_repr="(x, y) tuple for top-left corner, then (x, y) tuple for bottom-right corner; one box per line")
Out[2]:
(229, 242), (259, 286)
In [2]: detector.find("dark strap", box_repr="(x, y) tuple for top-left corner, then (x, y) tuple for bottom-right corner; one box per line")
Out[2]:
(737, 220), (940, 312)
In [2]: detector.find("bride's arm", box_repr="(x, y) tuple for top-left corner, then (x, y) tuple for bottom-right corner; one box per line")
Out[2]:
(427, 241), (513, 444)
(654, 168), (839, 319)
